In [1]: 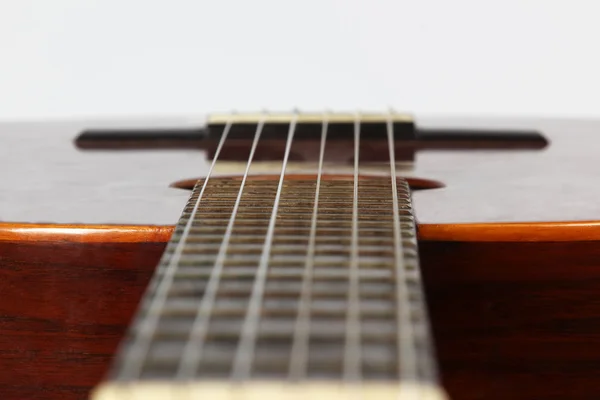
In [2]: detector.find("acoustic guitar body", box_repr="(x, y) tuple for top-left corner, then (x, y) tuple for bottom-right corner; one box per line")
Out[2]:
(1, 114), (599, 400)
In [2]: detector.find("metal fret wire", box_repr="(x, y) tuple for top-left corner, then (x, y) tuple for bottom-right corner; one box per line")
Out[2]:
(343, 112), (362, 381)
(386, 111), (418, 383)
(389, 112), (440, 387)
(176, 116), (268, 378)
(231, 112), (299, 379)
(118, 117), (234, 379)
(288, 112), (329, 380)
(108, 111), (440, 390)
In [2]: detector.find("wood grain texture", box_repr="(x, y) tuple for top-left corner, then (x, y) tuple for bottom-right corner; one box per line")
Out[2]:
(4, 221), (600, 244)
(0, 223), (173, 243)
(2, 236), (600, 400)
(419, 240), (600, 400)
(3, 115), (600, 400)
(0, 240), (161, 400)
(418, 221), (600, 242)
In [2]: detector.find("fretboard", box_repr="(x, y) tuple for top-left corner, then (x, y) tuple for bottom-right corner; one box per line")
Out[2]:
(92, 176), (446, 399)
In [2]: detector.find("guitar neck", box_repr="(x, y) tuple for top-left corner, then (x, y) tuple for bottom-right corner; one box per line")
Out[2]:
(92, 175), (446, 399)
(89, 112), (454, 400)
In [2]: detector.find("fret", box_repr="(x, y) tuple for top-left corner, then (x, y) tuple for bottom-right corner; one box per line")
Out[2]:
(288, 113), (328, 381)
(93, 176), (445, 399)
(114, 120), (234, 382)
(92, 112), (445, 400)
(343, 114), (362, 381)
(230, 115), (298, 380)
(177, 116), (268, 379)
(387, 112), (432, 388)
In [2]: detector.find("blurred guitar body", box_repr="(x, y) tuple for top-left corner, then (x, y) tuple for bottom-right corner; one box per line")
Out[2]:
(1, 113), (600, 400)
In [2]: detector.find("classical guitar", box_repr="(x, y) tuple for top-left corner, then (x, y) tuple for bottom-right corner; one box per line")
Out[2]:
(1, 111), (599, 400)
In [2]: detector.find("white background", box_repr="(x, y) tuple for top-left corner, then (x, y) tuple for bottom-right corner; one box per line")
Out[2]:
(1, 0), (600, 121)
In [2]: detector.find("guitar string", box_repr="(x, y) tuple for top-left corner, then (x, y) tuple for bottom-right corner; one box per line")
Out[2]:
(119, 110), (426, 386)
(176, 113), (268, 378)
(288, 111), (329, 380)
(119, 115), (234, 379)
(343, 111), (362, 381)
(385, 109), (418, 384)
(231, 110), (299, 379)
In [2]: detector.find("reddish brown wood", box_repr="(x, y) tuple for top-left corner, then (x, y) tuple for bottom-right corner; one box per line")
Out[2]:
(4, 114), (600, 400)
(2, 234), (600, 399)
(0, 239), (161, 400)
(419, 240), (600, 400)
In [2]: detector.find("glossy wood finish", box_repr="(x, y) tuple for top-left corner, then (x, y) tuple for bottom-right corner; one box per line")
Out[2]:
(0, 223), (173, 243)
(420, 240), (600, 400)
(4, 220), (600, 245)
(2, 231), (600, 400)
(3, 116), (600, 399)
(0, 239), (160, 399)
(75, 128), (206, 150)
(418, 221), (600, 242)
(74, 118), (546, 152)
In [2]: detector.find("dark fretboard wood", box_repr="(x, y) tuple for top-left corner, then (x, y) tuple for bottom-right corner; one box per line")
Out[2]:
(92, 176), (446, 400)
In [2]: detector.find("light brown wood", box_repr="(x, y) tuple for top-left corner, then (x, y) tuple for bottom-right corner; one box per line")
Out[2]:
(418, 221), (600, 242)
(0, 222), (172, 243)
(5, 220), (600, 243)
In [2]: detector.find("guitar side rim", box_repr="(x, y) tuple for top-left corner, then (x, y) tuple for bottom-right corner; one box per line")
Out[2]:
(2, 221), (600, 243)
